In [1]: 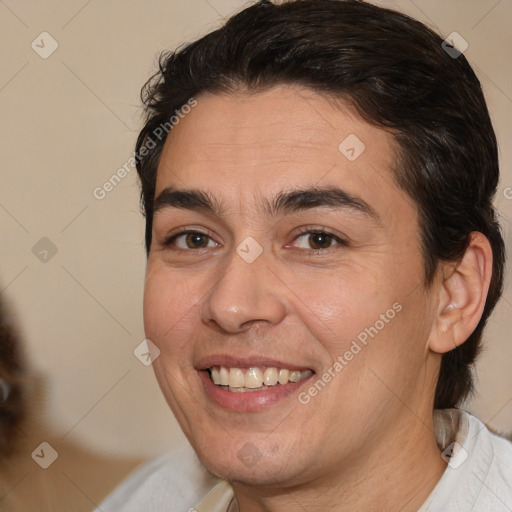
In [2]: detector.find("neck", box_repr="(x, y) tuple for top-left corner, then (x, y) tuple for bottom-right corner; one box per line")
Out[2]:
(231, 412), (447, 512)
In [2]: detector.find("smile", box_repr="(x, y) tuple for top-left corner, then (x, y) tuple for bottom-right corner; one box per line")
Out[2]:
(208, 366), (313, 392)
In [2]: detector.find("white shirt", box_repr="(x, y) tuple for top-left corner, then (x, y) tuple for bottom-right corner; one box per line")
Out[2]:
(95, 409), (512, 511)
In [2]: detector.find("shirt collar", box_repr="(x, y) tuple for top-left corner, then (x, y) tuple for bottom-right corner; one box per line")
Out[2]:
(418, 408), (494, 510)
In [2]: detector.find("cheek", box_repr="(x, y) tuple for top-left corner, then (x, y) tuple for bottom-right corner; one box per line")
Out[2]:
(143, 272), (167, 342)
(294, 268), (390, 350)
(143, 264), (195, 349)
(299, 263), (426, 388)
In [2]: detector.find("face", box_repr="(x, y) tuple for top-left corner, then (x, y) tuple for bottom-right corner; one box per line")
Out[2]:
(143, 85), (441, 488)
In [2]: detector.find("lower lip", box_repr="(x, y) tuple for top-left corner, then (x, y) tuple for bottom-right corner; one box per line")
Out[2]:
(198, 370), (314, 411)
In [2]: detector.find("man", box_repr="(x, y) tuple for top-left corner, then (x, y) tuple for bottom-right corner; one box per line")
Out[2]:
(97, 0), (512, 510)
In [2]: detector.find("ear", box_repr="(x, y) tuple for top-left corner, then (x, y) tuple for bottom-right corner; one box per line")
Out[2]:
(429, 232), (493, 354)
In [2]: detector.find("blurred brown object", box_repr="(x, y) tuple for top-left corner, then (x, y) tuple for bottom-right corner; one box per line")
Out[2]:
(0, 296), (26, 457)
(0, 297), (143, 511)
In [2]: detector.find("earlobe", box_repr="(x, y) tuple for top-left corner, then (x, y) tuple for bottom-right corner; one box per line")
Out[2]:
(429, 232), (493, 354)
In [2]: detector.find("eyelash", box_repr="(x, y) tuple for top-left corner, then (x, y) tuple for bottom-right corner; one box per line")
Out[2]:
(161, 228), (347, 255)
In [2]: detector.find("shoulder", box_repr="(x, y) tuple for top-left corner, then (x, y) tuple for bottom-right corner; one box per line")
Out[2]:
(94, 443), (220, 512)
(484, 421), (512, 499)
(423, 409), (512, 511)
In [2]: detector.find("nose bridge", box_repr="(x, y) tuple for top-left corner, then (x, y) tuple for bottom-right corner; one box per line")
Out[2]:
(200, 240), (286, 333)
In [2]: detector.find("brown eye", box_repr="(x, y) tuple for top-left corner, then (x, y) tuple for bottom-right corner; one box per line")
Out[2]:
(294, 230), (344, 252)
(308, 232), (334, 250)
(163, 231), (217, 250)
(184, 233), (209, 248)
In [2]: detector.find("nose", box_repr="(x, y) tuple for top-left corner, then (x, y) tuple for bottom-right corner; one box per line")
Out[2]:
(200, 247), (287, 334)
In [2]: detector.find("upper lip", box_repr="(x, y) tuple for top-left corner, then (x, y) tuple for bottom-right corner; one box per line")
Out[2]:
(195, 354), (314, 372)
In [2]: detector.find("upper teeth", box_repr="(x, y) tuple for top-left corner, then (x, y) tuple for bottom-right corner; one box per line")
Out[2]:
(209, 366), (313, 389)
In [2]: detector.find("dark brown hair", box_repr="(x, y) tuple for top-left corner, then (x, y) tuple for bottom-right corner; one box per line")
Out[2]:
(135, 0), (505, 409)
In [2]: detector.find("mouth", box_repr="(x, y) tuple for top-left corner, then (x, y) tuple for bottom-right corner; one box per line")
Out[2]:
(196, 356), (316, 410)
(208, 365), (314, 393)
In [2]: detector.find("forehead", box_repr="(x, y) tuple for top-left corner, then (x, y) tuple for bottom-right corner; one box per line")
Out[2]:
(155, 85), (411, 223)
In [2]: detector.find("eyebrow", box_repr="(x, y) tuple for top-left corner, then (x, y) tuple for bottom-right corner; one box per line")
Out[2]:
(153, 186), (379, 221)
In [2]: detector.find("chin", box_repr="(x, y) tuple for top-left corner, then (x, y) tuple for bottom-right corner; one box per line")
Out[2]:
(191, 436), (306, 488)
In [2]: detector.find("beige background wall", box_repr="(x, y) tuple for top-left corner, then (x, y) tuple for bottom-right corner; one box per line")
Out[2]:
(1, 0), (511, 509)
